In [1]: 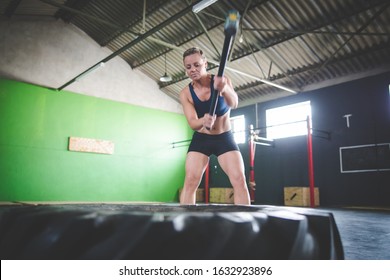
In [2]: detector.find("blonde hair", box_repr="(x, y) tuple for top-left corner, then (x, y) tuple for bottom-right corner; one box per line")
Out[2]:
(183, 47), (206, 61)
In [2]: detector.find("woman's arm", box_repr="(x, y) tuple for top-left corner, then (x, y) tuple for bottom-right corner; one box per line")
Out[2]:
(180, 87), (215, 130)
(214, 76), (238, 109)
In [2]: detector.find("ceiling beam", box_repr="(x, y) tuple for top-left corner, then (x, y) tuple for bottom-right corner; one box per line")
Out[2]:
(243, 28), (390, 37)
(40, 0), (136, 34)
(57, 1), (201, 90)
(192, 12), (221, 58)
(235, 42), (390, 93)
(208, 59), (298, 93)
(52, 0), (90, 22)
(149, 39), (297, 93)
(234, 0), (390, 60)
(4, 0), (22, 17)
(302, 2), (390, 87)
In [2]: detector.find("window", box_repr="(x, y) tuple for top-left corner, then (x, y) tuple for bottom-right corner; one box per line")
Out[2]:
(266, 101), (311, 139)
(230, 115), (246, 144)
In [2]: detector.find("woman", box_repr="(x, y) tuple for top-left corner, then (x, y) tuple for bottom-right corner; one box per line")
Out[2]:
(179, 47), (250, 205)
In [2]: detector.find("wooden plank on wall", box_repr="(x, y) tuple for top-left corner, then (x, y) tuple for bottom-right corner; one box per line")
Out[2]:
(68, 137), (114, 155)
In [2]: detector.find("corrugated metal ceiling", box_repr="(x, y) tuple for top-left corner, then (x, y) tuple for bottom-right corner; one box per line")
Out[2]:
(1, 0), (390, 106)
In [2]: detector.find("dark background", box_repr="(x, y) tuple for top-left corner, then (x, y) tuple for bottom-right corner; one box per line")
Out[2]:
(208, 71), (390, 207)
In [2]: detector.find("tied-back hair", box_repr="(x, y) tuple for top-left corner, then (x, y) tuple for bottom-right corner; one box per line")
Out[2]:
(183, 47), (206, 60)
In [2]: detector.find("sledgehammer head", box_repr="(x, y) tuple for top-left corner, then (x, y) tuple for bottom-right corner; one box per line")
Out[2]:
(224, 10), (240, 36)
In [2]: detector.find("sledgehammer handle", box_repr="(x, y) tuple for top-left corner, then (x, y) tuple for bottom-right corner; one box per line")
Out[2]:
(207, 10), (240, 129)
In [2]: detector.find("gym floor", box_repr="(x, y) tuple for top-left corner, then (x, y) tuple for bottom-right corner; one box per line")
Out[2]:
(326, 207), (390, 260)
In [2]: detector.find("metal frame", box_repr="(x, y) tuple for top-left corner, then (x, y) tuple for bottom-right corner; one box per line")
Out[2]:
(339, 143), (390, 173)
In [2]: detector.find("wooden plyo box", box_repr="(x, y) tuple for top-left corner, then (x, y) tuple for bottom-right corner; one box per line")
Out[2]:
(209, 187), (234, 204)
(284, 187), (320, 207)
(178, 188), (204, 203)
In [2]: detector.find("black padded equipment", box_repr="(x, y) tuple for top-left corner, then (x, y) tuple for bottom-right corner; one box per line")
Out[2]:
(0, 204), (344, 260)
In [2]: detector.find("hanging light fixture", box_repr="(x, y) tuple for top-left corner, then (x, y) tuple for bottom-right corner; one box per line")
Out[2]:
(160, 54), (172, 82)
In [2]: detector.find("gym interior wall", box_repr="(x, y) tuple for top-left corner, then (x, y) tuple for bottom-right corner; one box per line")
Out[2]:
(0, 79), (193, 202)
(231, 71), (390, 207)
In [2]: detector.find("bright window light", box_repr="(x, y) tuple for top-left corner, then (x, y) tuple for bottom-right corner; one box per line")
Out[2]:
(266, 101), (311, 139)
(231, 115), (246, 144)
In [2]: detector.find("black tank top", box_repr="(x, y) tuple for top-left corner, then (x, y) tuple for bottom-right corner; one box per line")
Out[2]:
(188, 75), (230, 118)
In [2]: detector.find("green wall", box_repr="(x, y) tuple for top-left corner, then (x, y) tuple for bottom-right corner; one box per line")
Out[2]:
(0, 79), (192, 202)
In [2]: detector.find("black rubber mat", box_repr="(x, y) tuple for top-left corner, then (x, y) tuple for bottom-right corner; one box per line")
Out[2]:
(327, 207), (390, 260)
(0, 203), (344, 260)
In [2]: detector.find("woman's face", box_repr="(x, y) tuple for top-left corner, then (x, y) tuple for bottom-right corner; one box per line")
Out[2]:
(183, 53), (208, 81)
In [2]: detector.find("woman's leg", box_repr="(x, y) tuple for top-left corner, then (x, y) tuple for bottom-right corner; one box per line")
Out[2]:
(218, 151), (251, 205)
(180, 151), (209, 205)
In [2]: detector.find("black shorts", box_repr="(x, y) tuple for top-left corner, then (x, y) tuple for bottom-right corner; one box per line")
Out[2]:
(187, 131), (239, 157)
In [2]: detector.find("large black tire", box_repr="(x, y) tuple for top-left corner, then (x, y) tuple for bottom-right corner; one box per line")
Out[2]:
(0, 204), (343, 259)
